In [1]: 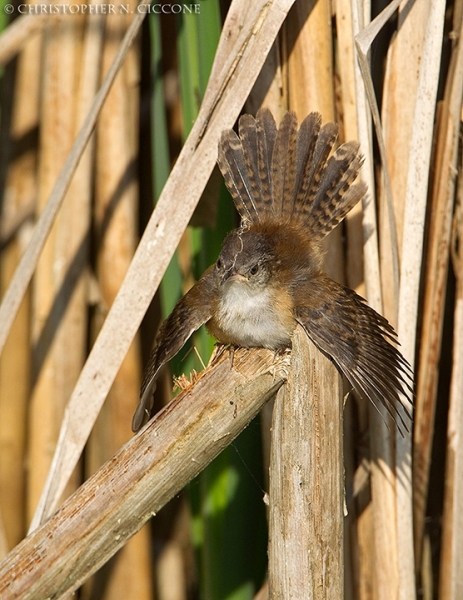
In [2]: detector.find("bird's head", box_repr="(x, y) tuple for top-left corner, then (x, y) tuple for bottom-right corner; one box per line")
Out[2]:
(215, 228), (274, 290)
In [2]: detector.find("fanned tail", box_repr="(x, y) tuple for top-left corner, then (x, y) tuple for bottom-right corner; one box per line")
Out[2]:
(217, 108), (366, 239)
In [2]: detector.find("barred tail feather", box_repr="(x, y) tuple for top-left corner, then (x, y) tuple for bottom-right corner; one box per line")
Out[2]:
(292, 112), (322, 217)
(217, 130), (260, 223)
(217, 109), (366, 239)
(310, 181), (367, 240)
(293, 121), (339, 222)
(306, 142), (366, 239)
(256, 108), (277, 217)
(238, 114), (262, 211)
(270, 111), (298, 219)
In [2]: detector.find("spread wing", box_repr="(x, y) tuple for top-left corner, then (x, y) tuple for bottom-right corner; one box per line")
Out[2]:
(132, 269), (215, 432)
(294, 278), (413, 434)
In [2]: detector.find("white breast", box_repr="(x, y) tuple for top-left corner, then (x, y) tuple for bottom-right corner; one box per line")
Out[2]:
(215, 282), (293, 349)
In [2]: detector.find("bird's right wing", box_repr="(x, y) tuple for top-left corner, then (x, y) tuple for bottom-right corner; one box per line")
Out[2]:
(294, 277), (413, 434)
(132, 269), (215, 432)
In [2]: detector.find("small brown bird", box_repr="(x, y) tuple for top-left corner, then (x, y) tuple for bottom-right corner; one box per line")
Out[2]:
(132, 109), (413, 433)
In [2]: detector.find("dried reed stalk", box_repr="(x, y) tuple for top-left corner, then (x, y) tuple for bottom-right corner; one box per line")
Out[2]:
(396, 1), (446, 597)
(351, 2), (446, 597)
(335, 0), (364, 296)
(332, 4), (368, 596)
(381, 0), (433, 319)
(27, 8), (88, 521)
(83, 5), (153, 598)
(0, 348), (287, 600)
(268, 327), (343, 599)
(0, 0), (151, 361)
(246, 41), (285, 122)
(439, 166), (463, 598)
(283, 0), (335, 120)
(251, 7), (347, 594)
(0, 19), (40, 552)
(350, 4), (402, 598)
(0, 14), (49, 66)
(413, 4), (463, 566)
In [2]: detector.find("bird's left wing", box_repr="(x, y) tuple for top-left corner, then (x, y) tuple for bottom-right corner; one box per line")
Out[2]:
(132, 269), (216, 432)
(294, 278), (413, 434)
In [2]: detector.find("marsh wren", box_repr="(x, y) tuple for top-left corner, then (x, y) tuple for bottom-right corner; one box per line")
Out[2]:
(132, 109), (413, 433)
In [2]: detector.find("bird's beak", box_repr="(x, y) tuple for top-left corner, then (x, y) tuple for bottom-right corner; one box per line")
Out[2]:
(221, 268), (246, 285)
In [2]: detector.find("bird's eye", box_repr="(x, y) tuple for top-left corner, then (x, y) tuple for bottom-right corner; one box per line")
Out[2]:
(249, 264), (259, 276)
(216, 258), (223, 269)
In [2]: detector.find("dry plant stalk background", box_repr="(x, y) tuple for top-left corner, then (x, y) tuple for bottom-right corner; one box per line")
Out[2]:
(0, 0), (461, 599)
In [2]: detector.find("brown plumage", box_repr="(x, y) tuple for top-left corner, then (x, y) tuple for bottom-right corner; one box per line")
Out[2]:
(132, 109), (413, 434)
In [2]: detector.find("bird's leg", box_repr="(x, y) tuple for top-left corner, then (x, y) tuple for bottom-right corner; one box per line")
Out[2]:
(270, 346), (291, 381)
(209, 343), (229, 366)
(209, 343), (238, 368)
(228, 345), (236, 368)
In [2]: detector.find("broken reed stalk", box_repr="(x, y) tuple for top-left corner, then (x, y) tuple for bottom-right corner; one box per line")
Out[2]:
(0, 348), (287, 600)
(268, 326), (343, 599)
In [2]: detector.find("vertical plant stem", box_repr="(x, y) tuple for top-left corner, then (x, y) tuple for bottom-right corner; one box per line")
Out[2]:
(0, 8), (40, 551)
(82, 5), (153, 599)
(439, 166), (463, 599)
(27, 8), (87, 521)
(346, 5), (383, 597)
(268, 327), (343, 599)
(413, 4), (463, 566)
(334, 0), (364, 295)
(380, 0), (433, 321)
(396, 2), (446, 597)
